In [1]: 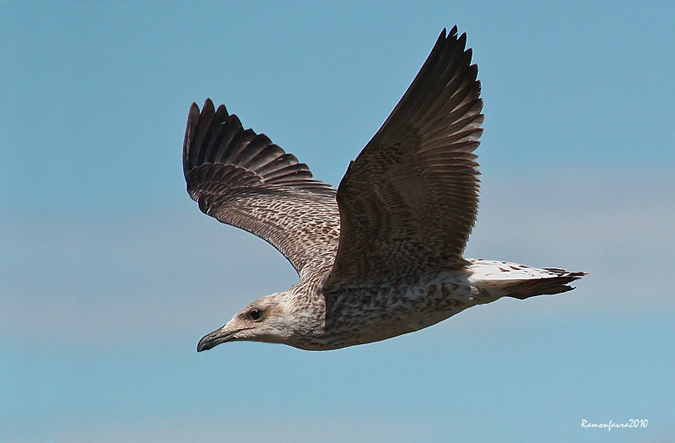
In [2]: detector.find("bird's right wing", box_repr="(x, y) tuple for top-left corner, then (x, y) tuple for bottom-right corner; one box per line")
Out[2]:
(326, 27), (483, 286)
(183, 99), (340, 279)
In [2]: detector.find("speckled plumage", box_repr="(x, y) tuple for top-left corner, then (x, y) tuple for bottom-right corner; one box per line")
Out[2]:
(183, 27), (586, 352)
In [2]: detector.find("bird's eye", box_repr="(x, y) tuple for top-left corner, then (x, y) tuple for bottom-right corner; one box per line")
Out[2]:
(249, 308), (263, 320)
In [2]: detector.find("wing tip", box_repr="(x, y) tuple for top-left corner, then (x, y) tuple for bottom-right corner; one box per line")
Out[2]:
(183, 98), (336, 198)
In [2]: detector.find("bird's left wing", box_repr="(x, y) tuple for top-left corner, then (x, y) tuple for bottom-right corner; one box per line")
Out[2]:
(183, 99), (340, 279)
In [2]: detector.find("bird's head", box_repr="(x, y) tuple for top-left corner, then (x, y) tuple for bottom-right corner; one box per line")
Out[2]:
(196, 292), (296, 352)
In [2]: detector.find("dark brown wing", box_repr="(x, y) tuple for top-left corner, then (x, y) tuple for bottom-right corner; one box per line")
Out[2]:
(327, 27), (483, 285)
(183, 99), (340, 279)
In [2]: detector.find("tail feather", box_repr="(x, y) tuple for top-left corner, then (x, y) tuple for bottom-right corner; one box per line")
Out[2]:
(505, 269), (587, 300)
(467, 259), (587, 301)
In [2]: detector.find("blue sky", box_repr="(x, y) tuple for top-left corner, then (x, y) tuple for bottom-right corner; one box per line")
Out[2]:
(2, 1), (674, 442)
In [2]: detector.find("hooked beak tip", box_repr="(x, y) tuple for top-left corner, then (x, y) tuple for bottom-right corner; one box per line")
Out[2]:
(196, 335), (214, 352)
(196, 329), (222, 352)
(196, 327), (241, 353)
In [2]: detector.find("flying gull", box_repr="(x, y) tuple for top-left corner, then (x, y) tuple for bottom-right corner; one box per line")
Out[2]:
(183, 26), (586, 352)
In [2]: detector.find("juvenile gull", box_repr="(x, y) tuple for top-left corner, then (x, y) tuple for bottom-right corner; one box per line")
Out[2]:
(184, 27), (586, 352)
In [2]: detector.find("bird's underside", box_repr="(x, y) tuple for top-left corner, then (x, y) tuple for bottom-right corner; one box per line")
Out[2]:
(183, 26), (586, 352)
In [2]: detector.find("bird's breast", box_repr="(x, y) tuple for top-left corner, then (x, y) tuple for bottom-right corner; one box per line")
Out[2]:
(314, 270), (476, 349)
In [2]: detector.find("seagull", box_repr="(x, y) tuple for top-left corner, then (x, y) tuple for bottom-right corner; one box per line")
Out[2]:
(183, 26), (585, 352)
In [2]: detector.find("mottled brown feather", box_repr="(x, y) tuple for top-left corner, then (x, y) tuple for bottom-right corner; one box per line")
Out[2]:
(184, 28), (483, 287)
(183, 99), (339, 279)
(326, 26), (483, 285)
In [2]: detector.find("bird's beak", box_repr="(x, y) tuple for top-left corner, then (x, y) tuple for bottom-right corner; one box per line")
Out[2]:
(197, 326), (244, 352)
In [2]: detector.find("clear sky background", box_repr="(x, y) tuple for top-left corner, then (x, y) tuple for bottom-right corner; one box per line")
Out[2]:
(2, 1), (674, 442)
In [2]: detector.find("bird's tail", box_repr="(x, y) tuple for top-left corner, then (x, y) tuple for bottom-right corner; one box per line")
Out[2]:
(467, 259), (587, 301)
(502, 268), (587, 300)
